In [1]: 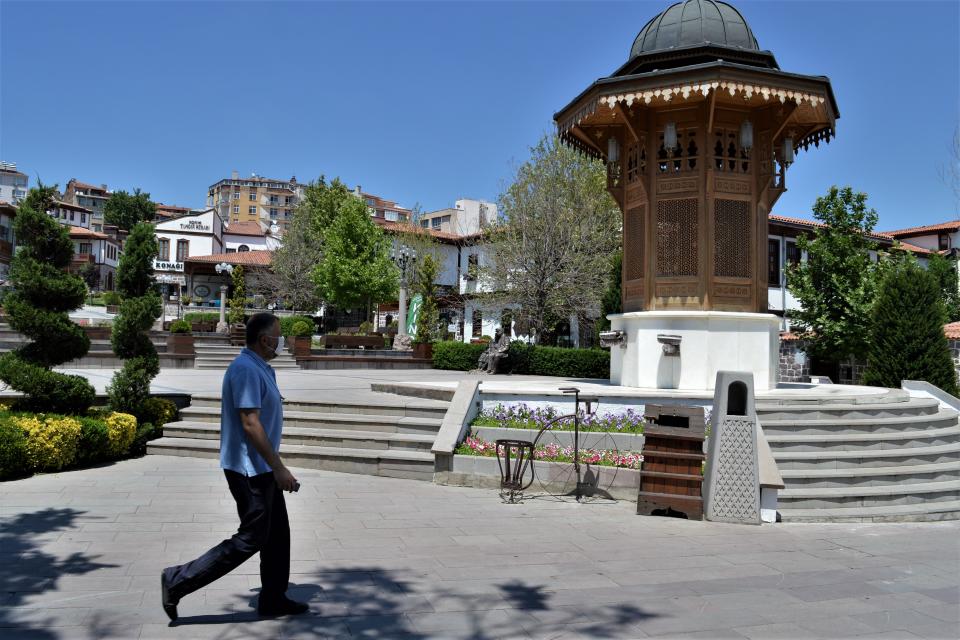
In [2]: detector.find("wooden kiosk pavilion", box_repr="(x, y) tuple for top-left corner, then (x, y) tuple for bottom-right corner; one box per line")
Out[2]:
(555, 0), (838, 390)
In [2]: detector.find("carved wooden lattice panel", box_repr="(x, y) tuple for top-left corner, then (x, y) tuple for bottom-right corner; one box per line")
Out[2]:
(625, 205), (644, 281)
(656, 198), (698, 277)
(714, 199), (751, 278)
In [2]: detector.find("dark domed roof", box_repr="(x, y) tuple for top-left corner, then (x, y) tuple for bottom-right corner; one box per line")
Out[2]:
(630, 0), (759, 59)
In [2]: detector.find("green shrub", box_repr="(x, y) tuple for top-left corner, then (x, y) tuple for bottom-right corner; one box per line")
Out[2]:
(103, 291), (123, 306)
(863, 259), (959, 395)
(169, 319), (191, 334)
(359, 321), (373, 335)
(129, 422), (159, 456)
(0, 185), (95, 414)
(508, 341), (609, 378)
(290, 320), (313, 337)
(137, 397), (178, 428)
(184, 312), (219, 323)
(76, 417), (111, 465)
(0, 418), (28, 479)
(280, 315), (314, 337)
(433, 341), (487, 370)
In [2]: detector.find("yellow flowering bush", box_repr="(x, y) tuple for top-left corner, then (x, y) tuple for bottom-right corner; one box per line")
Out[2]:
(105, 412), (137, 456)
(15, 415), (82, 471)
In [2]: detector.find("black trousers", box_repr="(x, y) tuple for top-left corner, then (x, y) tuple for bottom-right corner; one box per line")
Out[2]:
(165, 469), (290, 602)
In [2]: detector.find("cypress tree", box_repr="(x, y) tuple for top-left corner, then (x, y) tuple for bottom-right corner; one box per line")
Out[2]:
(863, 259), (958, 395)
(107, 222), (162, 416)
(0, 185), (95, 413)
(228, 265), (245, 325)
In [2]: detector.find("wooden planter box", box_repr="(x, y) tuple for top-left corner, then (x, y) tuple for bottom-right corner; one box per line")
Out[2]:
(230, 324), (245, 346)
(166, 333), (195, 355)
(83, 326), (112, 341)
(412, 342), (433, 360)
(105, 305), (120, 315)
(320, 335), (384, 350)
(290, 335), (312, 357)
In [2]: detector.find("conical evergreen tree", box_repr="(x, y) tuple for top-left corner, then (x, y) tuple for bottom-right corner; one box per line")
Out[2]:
(0, 184), (95, 413)
(107, 222), (162, 416)
(863, 259), (958, 395)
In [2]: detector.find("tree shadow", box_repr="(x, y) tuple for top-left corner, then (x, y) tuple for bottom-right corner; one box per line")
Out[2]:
(174, 566), (657, 639)
(0, 508), (119, 639)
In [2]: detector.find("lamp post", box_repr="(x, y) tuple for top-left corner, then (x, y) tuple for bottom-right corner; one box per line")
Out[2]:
(215, 262), (234, 334)
(391, 244), (417, 338)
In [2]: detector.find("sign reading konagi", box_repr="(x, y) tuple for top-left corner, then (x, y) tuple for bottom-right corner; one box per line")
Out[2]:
(153, 259), (184, 272)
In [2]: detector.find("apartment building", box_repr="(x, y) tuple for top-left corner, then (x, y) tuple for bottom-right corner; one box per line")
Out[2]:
(63, 179), (111, 232)
(207, 171), (303, 233)
(352, 185), (412, 224)
(0, 162), (28, 204)
(0, 202), (16, 283)
(418, 198), (497, 235)
(49, 200), (93, 229)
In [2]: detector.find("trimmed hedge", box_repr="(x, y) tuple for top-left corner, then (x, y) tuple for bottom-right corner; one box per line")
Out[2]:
(508, 342), (610, 379)
(280, 315), (315, 337)
(0, 419), (28, 479)
(184, 312), (219, 323)
(433, 341), (486, 371)
(432, 340), (610, 378)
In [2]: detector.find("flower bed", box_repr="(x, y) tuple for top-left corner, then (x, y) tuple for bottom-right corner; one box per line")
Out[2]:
(473, 403), (645, 434)
(455, 435), (643, 469)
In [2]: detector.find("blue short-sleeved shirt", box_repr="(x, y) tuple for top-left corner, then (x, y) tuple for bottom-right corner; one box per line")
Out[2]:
(219, 348), (284, 476)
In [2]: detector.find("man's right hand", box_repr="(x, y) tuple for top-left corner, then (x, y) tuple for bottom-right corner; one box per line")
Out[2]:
(273, 465), (298, 492)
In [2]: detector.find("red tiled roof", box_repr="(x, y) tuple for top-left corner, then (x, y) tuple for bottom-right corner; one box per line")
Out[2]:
(52, 200), (92, 213)
(185, 250), (272, 266)
(768, 214), (892, 243)
(69, 180), (108, 193)
(224, 221), (266, 237)
(945, 323), (960, 340)
(882, 221), (960, 238)
(779, 331), (803, 342)
(376, 220), (480, 244)
(896, 241), (933, 255)
(68, 225), (110, 240)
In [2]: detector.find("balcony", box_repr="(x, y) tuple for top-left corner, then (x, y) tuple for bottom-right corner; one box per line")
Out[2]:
(72, 253), (96, 266)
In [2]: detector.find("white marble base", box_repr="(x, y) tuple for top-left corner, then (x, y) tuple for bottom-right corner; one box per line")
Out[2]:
(608, 311), (780, 391)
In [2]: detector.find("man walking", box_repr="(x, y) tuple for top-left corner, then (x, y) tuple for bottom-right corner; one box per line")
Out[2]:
(161, 313), (308, 620)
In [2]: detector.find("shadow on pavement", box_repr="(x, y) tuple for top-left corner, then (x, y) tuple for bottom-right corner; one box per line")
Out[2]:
(0, 508), (118, 639)
(173, 566), (658, 639)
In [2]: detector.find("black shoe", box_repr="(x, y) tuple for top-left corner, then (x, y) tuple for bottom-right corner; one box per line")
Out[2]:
(160, 568), (179, 622)
(257, 596), (309, 617)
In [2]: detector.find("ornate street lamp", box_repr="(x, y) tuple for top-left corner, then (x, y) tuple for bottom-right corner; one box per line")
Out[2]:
(390, 245), (417, 340)
(214, 262), (234, 334)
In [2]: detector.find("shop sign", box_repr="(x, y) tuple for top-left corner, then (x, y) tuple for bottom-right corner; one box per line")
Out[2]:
(179, 219), (211, 232)
(153, 259), (184, 272)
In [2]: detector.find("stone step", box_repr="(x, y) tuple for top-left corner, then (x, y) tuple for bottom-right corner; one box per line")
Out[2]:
(773, 441), (960, 465)
(777, 479), (960, 509)
(147, 437), (434, 481)
(179, 406), (444, 434)
(756, 396), (942, 420)
(766, 424), (960, 453)
(187, 393), (450, 419)
(779, 499), (960, 523)
(759, 409), (959, 436)
(163, 421), (435, 452)
(780, 461), (960, 488)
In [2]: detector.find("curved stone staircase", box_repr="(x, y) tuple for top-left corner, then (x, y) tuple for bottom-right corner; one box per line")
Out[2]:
(758, 389), (960, 522)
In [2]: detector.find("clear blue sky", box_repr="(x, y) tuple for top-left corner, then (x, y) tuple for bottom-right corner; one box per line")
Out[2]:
(2, 1), (957, 230)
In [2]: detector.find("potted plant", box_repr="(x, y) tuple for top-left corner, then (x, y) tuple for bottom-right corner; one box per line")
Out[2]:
(103, 291), (122, 315)
(83, 320), (112, 341)
(288, 320), (314, 357)
(166, 319), (195, 355)
(181, 294), (192, 307)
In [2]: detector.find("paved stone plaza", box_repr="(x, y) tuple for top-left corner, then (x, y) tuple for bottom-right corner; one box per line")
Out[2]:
(1, 455), (957, 640)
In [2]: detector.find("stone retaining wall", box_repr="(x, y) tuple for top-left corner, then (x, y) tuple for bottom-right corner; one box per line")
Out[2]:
(778, 339), (810, 383)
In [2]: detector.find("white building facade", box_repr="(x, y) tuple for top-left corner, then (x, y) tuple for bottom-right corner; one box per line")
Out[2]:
(0, 162), (28, 204)
(153, 208), (225, 296)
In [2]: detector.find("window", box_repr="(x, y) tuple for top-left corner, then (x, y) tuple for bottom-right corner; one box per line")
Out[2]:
(158, 238), (170, 260)
(249, 192), (256, 201)
(176, 239), (189, 262)
(472, 309), (483, 337)
(70, 211), (75, 221)
(785, 241), (801, 269)
(233, 192), (240, 200)
(432, 218), (441, 229)
(233, 205), (239, 214)
(226, 248), (236, 254)
(0, 226), (8, 241)
(940, 234), (950, 251)
(81, 213), (86, 224)
(237, 244), (250, 252)
(269, 196), (279, 205)
(79, 243), (92, 255)
(767, 239), (780, 287)
(270, 208), (278, 218)
(385, 210), (399, 222)
(248, 206), (256, 214)
(365, 198), (374, 206)
(420, 220), (429, 228)
(440, 215), (451, 225)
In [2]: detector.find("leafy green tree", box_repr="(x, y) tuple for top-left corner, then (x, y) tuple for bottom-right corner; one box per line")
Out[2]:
(228, 265), (246, 325)
(299, 176), (356, 238)
(863, 259), (958, 395)
(312, 187), (397, 322)
(0, 184), (95, 413)
(104, 188), (156, 231)
(484, 133), (620, 343)
(263, 201), (322, 312)
(79, 261), (100, 300)
(598, 250), (623, 333)
(787, 186), (881, 363)
(107, 222), (162, 416)
(926, 252), (960, 322)
(414, 253), (441, 343)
